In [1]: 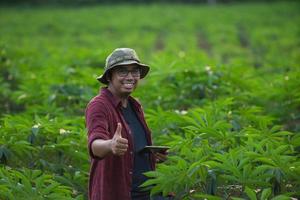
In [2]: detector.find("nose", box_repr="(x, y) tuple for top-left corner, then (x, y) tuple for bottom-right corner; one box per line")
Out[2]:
(125, 71), (134, 79)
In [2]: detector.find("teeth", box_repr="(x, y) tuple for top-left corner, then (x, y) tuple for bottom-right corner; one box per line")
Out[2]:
(124, 83), (134, 87)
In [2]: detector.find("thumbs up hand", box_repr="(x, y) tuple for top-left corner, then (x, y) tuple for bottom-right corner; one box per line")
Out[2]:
(111, 123), (128, 156)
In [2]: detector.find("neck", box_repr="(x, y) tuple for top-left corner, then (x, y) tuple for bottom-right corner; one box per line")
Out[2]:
(107, 86), (129, 107)
(121, 98), (128, 108)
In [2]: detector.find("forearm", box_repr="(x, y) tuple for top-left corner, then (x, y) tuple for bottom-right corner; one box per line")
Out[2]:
(91, 139), (112, 158)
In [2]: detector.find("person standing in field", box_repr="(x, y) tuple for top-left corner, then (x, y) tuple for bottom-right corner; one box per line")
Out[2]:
(85, 48), (167, 200)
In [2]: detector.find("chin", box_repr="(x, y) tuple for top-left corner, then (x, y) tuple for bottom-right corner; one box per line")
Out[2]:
(122, 90), (134, 95)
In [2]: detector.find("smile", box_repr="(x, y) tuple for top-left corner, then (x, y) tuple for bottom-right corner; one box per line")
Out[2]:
(123, 83), (135, 88)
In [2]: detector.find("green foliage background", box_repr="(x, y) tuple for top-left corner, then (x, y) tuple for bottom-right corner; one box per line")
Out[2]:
(0, 2), (299, 199)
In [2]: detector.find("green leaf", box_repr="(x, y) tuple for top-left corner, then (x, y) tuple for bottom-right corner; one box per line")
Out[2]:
(261, 188), (271, 200)
(271, 195), (290, 200)
(245, 186), (257, 200)
(252, 165), (273, 176)
(15, 171), (33, 194)
(42, 181), (61, 195)
(193, 193), (222, 200)
(231, 198), (245, 200)
(255, 157), (276, 166)
(140, 178), (160, 187)
(149, 185), (162, 197)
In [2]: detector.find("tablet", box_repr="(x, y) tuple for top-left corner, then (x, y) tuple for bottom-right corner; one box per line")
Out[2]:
(140, 145), (170, 154)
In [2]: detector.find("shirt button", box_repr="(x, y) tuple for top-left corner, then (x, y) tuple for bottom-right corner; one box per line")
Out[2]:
(130, 151), (133, 155)
(129, 171), (132, 175)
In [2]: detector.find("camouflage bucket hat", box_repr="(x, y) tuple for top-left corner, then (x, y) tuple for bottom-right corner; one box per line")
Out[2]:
(97, 48), (150, 84)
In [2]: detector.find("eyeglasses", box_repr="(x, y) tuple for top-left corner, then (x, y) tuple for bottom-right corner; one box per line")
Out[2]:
(115, 68), (141, 77)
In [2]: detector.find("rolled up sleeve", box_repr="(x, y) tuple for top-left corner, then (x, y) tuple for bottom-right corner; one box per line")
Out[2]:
(85, 101), (111, 159)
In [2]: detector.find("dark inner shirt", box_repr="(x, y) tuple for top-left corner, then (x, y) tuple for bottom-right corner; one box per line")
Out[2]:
(121, 101), (152, 198)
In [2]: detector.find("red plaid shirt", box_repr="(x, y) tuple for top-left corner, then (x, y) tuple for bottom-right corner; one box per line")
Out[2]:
(85, 87), (155, 200)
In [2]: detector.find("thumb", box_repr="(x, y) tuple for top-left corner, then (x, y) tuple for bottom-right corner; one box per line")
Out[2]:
(115, 123), (122, 138)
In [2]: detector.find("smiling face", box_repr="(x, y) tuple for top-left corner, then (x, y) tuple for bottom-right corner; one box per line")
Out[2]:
(107, 64), (141, 99)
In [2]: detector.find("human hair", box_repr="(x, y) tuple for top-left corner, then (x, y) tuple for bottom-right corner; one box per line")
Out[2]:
(105, 70), (113, 83)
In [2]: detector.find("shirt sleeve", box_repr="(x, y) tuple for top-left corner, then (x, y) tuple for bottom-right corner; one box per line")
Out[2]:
(85, 100), (111, 159)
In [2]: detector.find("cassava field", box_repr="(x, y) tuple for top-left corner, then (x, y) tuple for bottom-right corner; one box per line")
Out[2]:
(0, 2), (299, 199)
